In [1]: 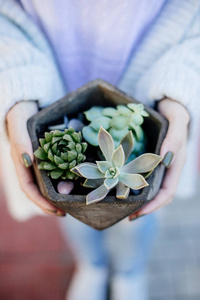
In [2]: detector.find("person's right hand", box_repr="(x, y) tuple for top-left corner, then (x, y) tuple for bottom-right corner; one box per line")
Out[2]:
(6, 101), (66, 217)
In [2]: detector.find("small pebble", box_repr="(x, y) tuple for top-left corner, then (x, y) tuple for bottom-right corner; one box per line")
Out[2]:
(68, 118), (84, 131)
(57, 181), (74, 194)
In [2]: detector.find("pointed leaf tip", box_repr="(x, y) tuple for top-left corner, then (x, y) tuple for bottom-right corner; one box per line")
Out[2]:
(86, 184), (109, 205)
(98, 127), (115, 162)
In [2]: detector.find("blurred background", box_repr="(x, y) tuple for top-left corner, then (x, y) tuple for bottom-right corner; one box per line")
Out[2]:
(0, 130), (200, 300)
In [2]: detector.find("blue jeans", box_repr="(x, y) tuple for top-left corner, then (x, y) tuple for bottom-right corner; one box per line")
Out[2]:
(60, 212), (158, 276)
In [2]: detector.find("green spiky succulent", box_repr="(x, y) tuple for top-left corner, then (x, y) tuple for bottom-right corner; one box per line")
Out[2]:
(82, 103), (149, 158)
(72, 127), (163, 205)
(34, 128), (87, 180)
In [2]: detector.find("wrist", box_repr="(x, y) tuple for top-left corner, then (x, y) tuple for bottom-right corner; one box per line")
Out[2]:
(6, 100), (38, 138)
(7, 100), (38, 122)
(158, 98), (190, 126)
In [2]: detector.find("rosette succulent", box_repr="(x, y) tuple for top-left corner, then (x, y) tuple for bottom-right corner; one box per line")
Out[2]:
(82, 103), (149, 157)
(34, 128), (87, 180)
(72, 127), (163, 205)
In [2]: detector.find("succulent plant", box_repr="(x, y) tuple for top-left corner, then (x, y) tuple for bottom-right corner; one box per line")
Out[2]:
(72, 127), (162, 205)
(34, 128), (87, 180)
(82, 103), (149, 157)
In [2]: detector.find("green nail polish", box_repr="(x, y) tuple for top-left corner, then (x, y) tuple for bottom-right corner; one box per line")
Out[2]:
(22, 153), (32, 167)
(162, 151), (174, 168)
(57, 212), (66, 217)
(47, 209), (57, 214)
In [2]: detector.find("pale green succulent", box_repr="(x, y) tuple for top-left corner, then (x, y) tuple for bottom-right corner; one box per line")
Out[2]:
(72, 127), (162, 205)
(82, 103), (149, 157)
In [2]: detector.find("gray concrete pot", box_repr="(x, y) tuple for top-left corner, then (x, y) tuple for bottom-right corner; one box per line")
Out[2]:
(28, 79), (168, 230)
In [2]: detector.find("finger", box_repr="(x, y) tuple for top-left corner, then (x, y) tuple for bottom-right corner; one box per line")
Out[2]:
(12, 150), (66, 216)
(8, 102), (66, 216)
(129, 99), (189, 221)
(129, 147), (186, 220)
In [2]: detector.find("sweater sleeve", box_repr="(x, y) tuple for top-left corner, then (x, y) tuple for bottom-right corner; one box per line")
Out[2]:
(134, 8), (200, 119)
(0, 0), (66, 134)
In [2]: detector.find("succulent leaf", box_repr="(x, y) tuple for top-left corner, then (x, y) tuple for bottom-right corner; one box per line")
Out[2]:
(34, 148), (48, 160)
(65, 127), (75, 134)
(52, 136), (62, 144)
(120, 153), (163, 174)
(116, 105), (132, 115)
(90, 116), (111, 131)
(110, 115), (129, 130)
(82, 126), (99, 146)
(84, 106), (104, 121)
(98, 127), (115, 162)
(59, 162), (69, 169)
(65, 170), (75, 180)
(67, 142), (76, 150)
(67, 150), (77, 162)
(50, 169), (64, 179)
(39, 138), (46, 148)
(53, 130), (64, 137)
(61, 152), (69, 161)
(69, 160), (77, 169)
(128, 103), (149, 117)
(54, 155), (64, 165)
(129, 122), (144, 141)
(43, 162), (57, 170)
(112, 145), (125, 168)
(119, 173), (148, 190)
(109, 127), (129, 142)
(71, 131), (81, 143)
(58, 140), (67, 146)
(81, 142), (88, 153)
(116, 182), (130, 199)
(120, 131), (134, 163)
(83, 178), (104, 188)
(86, 184), (109, 205)
(76, 144), (82, 154)
(104, 178), (119, 189)
(71, 163), (105, 179)
(48, 148), (54, 162)
(63, 134), (73, 142)
(52, 143), (58, 154)
(77, 153), (86, 163)
(102, 107), (116, 117)
(45, 132), (53, 143)
(96, 161), (112, 173)
(131, 113), (143, 126)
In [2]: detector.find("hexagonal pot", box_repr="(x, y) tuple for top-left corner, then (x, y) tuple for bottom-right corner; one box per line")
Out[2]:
(28, 79), (168, 230)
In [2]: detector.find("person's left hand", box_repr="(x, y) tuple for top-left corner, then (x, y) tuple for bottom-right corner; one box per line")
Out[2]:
(129, 98), (190, 221)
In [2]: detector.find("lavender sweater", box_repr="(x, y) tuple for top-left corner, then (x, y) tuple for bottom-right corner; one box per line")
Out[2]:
(20, 0), (165, 92)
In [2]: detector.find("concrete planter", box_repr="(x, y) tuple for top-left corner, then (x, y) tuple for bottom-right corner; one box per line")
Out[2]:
(28, 80), (168, 230)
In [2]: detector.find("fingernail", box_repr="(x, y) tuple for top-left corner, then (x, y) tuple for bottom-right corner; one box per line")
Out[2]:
(129, 214), (146, 221)
(47, 208), (57, 214)
(162, 151), (174, 168)
(22, 153), (32, 167)
(57, 212), (66, 217)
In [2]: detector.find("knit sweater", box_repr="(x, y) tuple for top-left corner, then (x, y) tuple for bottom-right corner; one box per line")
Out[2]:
(20, 0), (166, 91)
(1, 0), (200, 220)
(0, 0), (200, 131)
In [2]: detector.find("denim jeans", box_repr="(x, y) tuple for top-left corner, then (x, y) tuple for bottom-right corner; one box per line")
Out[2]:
(60, 212), (158, 276)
